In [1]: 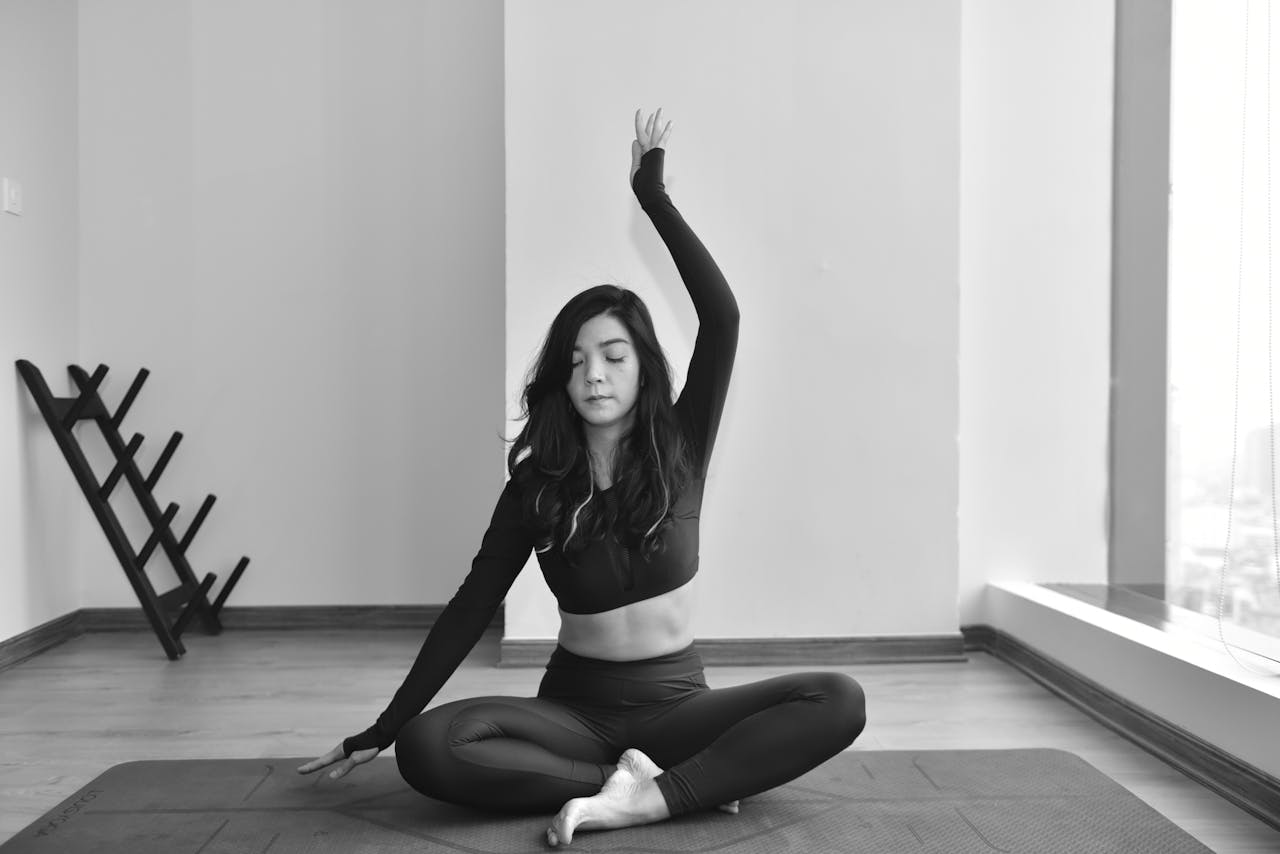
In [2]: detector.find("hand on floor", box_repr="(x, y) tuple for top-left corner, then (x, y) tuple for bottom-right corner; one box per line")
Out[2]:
(296, 742), (380, 780)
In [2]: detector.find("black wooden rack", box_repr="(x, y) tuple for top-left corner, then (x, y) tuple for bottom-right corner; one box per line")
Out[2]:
(16, 360), (249, 660)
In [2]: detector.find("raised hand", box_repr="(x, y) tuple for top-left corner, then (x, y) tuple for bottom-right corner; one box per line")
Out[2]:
(630, 107), (673, 185)
(296, 742), (380, 780)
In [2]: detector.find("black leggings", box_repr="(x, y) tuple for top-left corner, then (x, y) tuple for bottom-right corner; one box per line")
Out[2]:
(394, 644), (866, 816)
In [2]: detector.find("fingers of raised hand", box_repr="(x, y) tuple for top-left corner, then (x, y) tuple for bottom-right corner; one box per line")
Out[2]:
(634, 108), (672, 152)
(651, 107), (673, 147)
(657, 116), (673, 149)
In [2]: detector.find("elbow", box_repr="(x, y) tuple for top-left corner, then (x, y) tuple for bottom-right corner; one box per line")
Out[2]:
(709, 295), (740, 331)
(718, 303), (741, 338)
(713, 311), (740, 357)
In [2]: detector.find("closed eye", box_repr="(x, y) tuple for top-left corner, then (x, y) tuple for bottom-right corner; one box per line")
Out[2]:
(571, 357), (624, 368)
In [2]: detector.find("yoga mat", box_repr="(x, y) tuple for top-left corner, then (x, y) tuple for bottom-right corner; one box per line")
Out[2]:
(2, 749), (1211, 853)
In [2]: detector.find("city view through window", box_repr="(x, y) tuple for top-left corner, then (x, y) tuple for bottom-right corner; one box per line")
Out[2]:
(1168, 0), (1280, 645)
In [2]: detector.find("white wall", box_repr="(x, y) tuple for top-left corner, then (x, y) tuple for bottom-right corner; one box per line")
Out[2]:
(3, 0), (1118, 645)
(504, 0), (963, 640)
(0, 0), (82, 642)
(957, 0), (1115, 624)
(71, 0), (506, 609)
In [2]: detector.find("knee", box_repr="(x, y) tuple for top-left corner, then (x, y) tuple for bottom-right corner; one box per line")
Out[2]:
(394, 712), (452, 799)
(813, 672), (866, 747)
(394, 706), (507, 803)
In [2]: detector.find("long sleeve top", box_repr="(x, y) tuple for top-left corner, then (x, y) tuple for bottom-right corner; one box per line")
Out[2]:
(343, 148), (739, 755)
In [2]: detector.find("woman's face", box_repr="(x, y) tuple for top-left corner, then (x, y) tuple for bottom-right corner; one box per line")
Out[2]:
(567, 312), (641, 432)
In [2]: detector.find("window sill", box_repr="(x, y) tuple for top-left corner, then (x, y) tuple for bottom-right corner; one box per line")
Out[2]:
(984, 581), (1280, 779)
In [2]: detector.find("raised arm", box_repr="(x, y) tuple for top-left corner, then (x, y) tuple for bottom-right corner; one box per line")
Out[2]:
(298, 477), (533, 777)
(630, 109), (740, 475)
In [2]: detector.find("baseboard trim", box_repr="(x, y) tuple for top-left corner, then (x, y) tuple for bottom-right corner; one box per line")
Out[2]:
(3, 613), (963, 672)
(0, 611), (82, 671)
(0, 605), (492, 671)
(962, 623), (1280, 833)
(77, 605), (452, 632)
(499, 634), (968, 667)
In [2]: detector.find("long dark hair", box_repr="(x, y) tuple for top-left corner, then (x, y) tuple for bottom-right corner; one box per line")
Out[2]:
(507, 285), (695, 560)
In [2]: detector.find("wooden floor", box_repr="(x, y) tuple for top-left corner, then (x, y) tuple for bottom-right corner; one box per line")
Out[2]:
(2, 628), (1279, 852)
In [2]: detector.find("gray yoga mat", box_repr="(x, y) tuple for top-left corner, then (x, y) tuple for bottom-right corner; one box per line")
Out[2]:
(2, 749), (1211, 853)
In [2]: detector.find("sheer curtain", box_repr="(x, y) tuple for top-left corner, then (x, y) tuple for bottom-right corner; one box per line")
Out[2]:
(1168, 0), (1280, 644)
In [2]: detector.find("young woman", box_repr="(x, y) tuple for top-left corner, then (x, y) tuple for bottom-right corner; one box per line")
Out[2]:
(299, 109), (866, 847)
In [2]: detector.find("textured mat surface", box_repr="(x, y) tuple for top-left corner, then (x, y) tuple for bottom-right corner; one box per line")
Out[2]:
(2, 749), (1212, 853)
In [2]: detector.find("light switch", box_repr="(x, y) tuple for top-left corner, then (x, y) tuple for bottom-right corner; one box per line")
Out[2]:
(3, 178), (23, 216)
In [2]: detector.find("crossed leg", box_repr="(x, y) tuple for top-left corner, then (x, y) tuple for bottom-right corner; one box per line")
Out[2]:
(392, 671), (866, 844)
(635, 671), (867, 814)
(393, 695), (619, 813)
(546, 671), (866, 844)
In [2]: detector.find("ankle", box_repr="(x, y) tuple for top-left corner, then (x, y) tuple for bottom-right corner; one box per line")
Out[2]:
(636, 779), (672, 820)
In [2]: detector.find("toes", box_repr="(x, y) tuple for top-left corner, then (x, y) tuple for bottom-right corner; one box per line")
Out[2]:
(718, 800), (740, 815)
(549, 804), (576, 847)
(547, 822), (570, 847)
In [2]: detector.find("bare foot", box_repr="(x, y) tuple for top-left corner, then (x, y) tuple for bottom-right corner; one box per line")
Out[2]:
(546, 749), (671, 847)
(616, 748), (741, 816)
(617, 747), (662, 780)
(619, 752), (742, 819)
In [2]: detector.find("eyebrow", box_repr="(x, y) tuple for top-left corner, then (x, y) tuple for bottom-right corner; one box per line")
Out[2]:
(572, 338), (632, 350)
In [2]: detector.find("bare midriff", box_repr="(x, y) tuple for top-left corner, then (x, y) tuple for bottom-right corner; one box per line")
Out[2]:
(556, 575), (698, 661)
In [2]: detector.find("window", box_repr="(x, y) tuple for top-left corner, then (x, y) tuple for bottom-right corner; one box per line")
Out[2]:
(1167, 0), (1280, 651)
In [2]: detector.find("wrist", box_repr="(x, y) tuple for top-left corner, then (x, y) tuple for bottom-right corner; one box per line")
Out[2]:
(343, 725), (386, 757)
(632, 148), (667, 199)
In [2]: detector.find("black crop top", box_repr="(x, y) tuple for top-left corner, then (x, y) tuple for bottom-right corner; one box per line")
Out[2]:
(343, 148), (739, 755)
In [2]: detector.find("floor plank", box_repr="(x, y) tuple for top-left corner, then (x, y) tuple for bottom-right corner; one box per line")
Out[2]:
(1, 628), (1278, 851)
